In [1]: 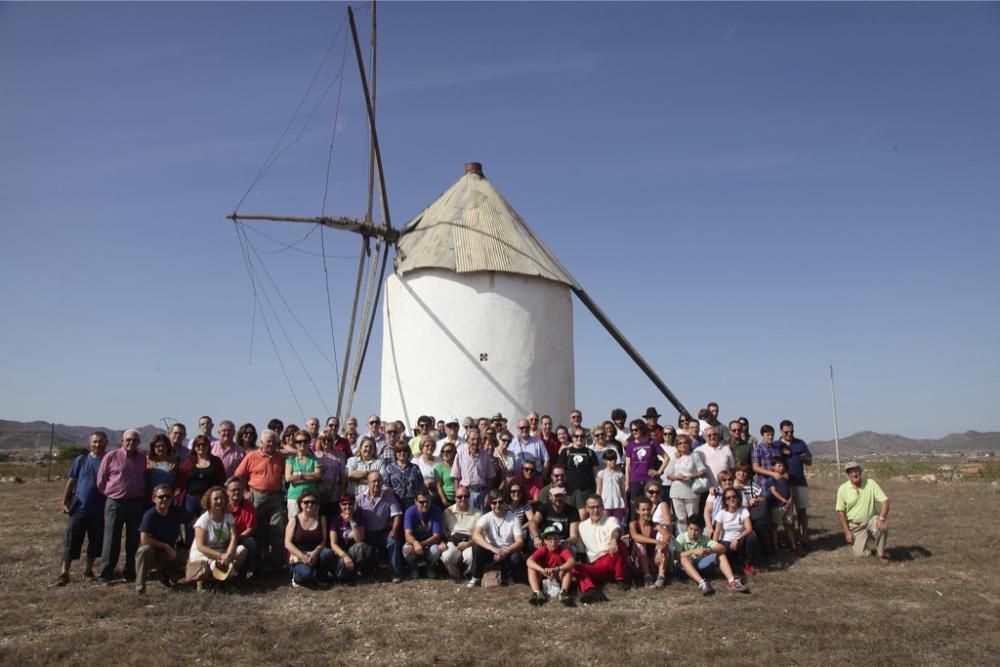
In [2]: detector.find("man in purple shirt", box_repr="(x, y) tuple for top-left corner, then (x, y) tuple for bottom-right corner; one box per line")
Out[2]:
(354, 471), (403, 582)
(451, 430), (495, 511)
(211, 420), (246, 478)
(402, 490), (445, 579)
(96, 428), (148, 584)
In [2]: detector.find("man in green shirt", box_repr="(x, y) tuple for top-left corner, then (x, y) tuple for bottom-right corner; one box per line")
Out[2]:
(835, 461), (890, 564)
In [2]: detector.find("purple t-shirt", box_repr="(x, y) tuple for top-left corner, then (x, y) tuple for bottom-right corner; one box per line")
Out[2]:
(330, 513), (358, 547)
(403, 504), (443, 542)
(625, 440), (663, 484)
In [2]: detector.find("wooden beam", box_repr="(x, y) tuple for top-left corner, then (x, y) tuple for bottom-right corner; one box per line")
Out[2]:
(227, 213), (399, 243)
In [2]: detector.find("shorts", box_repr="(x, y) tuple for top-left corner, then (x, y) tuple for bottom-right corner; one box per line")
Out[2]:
(61, 512), (103, 562)
(568, 489), (591, 511)
(791, 485), (809, 510)
(770, 507), (793, 526)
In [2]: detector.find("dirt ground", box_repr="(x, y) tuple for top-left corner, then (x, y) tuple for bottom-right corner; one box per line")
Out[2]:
(1, 473), (998, 666)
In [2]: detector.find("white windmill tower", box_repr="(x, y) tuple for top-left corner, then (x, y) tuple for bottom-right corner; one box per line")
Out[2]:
(381, 162), (576, 423)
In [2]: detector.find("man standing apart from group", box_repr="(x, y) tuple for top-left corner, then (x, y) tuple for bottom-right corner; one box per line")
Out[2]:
(836, 462), (890, 564)
(96, 429), (147, 584)
(55, 431), (108, 586)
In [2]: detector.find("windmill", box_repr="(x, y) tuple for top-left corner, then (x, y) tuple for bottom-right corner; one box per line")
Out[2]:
(229, 5), (690, 426)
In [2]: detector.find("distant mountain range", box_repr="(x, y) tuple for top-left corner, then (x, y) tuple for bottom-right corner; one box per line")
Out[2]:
(809, 430), (1000, 457)
(2, 419), (997, 457)
(0, 420), (165, 452)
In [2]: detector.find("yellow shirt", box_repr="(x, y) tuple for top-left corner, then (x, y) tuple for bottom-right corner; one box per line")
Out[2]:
(835, 478), (887, 525)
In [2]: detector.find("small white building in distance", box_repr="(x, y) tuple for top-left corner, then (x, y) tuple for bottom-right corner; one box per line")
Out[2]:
(381, 162), (575, 427)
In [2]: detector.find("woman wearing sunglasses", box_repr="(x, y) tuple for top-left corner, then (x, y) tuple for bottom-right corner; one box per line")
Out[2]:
(328, 494), (366, 582)
(286, 434), (321, 520)
(711, 489), (754, 591)
(284, 489), (333, 588)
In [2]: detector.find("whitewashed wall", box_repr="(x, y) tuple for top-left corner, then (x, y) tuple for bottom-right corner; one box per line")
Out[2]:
(380, 269), (574, 426)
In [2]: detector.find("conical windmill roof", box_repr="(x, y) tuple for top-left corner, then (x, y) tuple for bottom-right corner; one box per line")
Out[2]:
(395, 163), (577, 288)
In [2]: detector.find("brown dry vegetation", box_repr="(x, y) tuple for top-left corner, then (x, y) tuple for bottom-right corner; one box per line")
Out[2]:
(1, 471), (999, 666)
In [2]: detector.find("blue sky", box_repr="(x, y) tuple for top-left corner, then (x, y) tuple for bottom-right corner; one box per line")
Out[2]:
(2, 2), (998, 440)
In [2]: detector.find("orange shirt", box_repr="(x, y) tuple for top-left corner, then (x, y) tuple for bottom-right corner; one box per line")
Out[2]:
(235, 449), (286, 493)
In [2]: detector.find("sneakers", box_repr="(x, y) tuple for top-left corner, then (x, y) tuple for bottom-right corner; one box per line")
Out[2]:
(579, 588), (608, 604)
(135, 584), (146, 595)
(728, 578), (750, 594)
(558, 591), (576, 607)
(616, 580), (631, 592)
(654, 575), (666, 589)
(391, 576), (403, 584)
(466, 577), (480, 589)
(643, 575), (656, 589)
(698, 579), (715, 596)
(196, 581), (207, 593)
(82, 570), (96, 580)
(158, 571), (174, 588)
(53, 573), (70, 587)
(529, 591), (547, 606)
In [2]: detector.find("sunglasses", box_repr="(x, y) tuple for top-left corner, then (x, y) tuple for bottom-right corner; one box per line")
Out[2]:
(417, 499), (430, 505)
(154, 495), (171, 501)
(573, 435), (584, 439)
(490, 500), (505, 506)
(301, 500), (317, 506)
(455, 495), (470, 500)
(295, 439), (309, 444)
(648, 489), (661, 495)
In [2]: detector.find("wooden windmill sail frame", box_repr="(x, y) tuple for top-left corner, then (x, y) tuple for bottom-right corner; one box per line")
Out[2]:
(229, 4), (692, 421)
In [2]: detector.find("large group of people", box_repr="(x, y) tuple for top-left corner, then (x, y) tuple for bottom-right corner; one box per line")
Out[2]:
(54, 404), (891, 604)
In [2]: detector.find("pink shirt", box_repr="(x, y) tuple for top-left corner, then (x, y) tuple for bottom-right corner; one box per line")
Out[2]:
(451, 447), (496, 488)
(96, 447), (147, 500)
(211, 441), (247, 478)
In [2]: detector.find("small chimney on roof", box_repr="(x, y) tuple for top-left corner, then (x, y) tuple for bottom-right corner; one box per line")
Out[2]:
(464, 162), (484, 177)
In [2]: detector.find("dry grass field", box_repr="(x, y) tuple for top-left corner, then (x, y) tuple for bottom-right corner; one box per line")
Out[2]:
(1, 466), (999, 666)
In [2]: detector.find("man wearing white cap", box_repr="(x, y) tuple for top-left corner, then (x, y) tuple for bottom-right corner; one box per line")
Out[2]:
(435, 416), (465, 456)
(835, 462), (890, 564)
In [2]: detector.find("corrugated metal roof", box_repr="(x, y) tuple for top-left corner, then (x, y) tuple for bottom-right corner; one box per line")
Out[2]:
(395, 168), (578, 288)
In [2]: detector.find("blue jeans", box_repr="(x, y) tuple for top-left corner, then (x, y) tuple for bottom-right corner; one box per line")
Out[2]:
(291, 548), (334, 586)
(362, 529), (402, 576)
(466, 487), (487, 512)
(333, 542), (368, 581)
(404, 542), (443, 575)
(238, 537), (257, 575)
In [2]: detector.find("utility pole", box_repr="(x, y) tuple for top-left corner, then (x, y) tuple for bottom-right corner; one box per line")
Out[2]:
(46, 422), (55, 482)
(829, 365), (842, 474)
